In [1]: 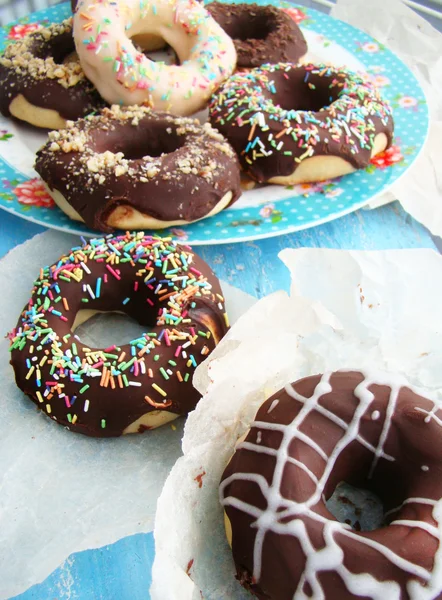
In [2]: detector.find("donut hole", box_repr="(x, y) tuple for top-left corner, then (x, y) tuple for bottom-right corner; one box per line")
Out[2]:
(32, 31), (76, 65)
(274, 71), (343, 112)
(324, 458), (409, 533)
(73, 310), (148, 348)
(96, 123), (185, 160)
(228, 13), (275, 41)
(326, 481), (384, 532)
(123, 134), (183, 160)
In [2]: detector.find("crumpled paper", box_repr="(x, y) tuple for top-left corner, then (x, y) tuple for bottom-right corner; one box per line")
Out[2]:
(332, 0), (442, 234)
(151, 247), (442, 600)
(0, 230), (256, 600)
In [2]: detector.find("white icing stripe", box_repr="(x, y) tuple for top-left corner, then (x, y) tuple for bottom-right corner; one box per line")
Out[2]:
(221, 370), (442, 598)
(253, 420), (328, 461)
(237, 441), (277, 457)
(223, 497), (263, 521)
(220, 472), (269, 499)
(415, 407), (442, 428)
(237, 441), (320, 485)
(310, 402), (395, 462)
(385, 497), (439, 520)
(391, 520), (440, 539)
(369, 385), (399, 478)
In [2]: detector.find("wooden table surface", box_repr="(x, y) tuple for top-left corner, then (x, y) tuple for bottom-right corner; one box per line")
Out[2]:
(1, 0), (441, 597)
(3, 199), (439, 600)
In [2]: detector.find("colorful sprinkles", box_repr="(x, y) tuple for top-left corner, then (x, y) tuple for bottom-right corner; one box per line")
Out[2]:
(73, 0), (236, 114)
(209, 62), (394, 180)
(8, 232), (227, 437)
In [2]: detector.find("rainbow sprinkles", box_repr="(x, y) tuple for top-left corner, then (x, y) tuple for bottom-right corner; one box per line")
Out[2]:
(9, 232), (228, 437)
(209, 62), (395, 184)
(73, 0), (237, 115)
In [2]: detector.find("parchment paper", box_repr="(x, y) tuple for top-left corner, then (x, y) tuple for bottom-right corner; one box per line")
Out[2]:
(151, 247), (442, 600)
(0, 230), (256, 600)
(332, 0), (442, 233)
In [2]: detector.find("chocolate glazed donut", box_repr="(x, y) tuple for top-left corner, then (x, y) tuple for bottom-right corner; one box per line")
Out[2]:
(210, 63), (394, 185)
(206, 2), (307, 69)
(35, 105), (242, 232)
(220, 371), (442, 600)
(9, 233), (229, 438)
(0, 19), (103, 129)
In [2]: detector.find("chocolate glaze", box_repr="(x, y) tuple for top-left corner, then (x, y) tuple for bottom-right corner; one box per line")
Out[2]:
(220, 371), (442, 599)
(35, 105), (242, 232)
(206, 2), (307, 69)
(9, 233), (228, 438)
(0, 19), (103, 124)
(210, 63), (395, 183)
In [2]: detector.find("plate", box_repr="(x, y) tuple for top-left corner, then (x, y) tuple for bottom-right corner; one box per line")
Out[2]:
(0, 0), (429, 244)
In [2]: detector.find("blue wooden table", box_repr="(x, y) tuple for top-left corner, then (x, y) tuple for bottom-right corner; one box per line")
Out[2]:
(3, 200), (440, 600)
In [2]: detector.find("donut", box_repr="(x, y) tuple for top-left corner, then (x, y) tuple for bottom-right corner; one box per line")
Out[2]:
(34, 105), (241, 232)
(220, 370), (442, 600)
(73, 0), (237, 116)
(209, 63), (394, 185)
(206, 2), (307, 70)
(0, 18), (103, 130)
(8, 232), (229, 438)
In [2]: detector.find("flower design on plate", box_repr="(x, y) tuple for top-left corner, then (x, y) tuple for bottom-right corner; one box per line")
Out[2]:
(372, 75), (391, 88)
(356, 41), (385, 54)
(259, 203), (282, 223)
(7, 23), (40, 40)
(324, 187), (344, 199)
(361, 42), (380, 53)
(398, 96), (418, 108)
(170, 228), (189, 242)
(370, 145), (404, 169)
(13, 178), (55, 208)
(282, 7), (308, 24)
(368, 65), (386, 74)
(259, 203), (275, 219)
(391, 93), (425, 111)
(0, 129), (13, 142)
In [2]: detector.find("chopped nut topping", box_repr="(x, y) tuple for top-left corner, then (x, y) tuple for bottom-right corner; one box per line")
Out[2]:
(0, 19), (85, 89)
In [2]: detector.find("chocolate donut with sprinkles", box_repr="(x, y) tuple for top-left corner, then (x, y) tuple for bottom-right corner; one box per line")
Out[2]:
(8, 233), (229, 438)
(0, 19), (103, 130)
(206, 2), (307, 70)
(209, 63), (394, 185)
(35, 105), (241, 232)
(220, 370), (442, 600)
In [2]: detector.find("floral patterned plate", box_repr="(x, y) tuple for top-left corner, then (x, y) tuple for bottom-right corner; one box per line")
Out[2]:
(0, 1), (429, 244)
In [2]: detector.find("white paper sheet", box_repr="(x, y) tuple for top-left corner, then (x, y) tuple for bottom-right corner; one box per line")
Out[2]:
(151, 246), (442, 600)
(332, 0), (442, 233)
(0, 230), (256, 599)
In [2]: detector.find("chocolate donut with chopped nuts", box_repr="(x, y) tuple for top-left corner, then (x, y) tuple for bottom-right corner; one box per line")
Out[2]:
(0, 18), (104, 130)
(34, 105), (242, 232)
(206, 2), (307, 69)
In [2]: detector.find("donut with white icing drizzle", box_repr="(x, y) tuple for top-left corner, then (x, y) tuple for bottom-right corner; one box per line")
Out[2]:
(220, 370), (442, 599)
(73, 0), (237, 116)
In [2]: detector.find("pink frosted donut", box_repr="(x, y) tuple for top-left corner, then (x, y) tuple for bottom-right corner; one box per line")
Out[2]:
(73, 0), (237, 116)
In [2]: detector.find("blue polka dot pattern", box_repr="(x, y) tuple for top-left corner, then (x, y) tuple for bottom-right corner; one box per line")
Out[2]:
(0, 0), (429, 244)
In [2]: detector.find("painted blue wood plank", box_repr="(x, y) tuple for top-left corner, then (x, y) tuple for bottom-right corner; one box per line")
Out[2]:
(198, 202), (439, 298)
(5, 199), (439, 600)
(0, 211), (46, 257)
(10, 533), (155, 600)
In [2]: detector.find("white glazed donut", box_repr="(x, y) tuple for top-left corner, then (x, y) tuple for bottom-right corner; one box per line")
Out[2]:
(73, 0), (237, 116)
